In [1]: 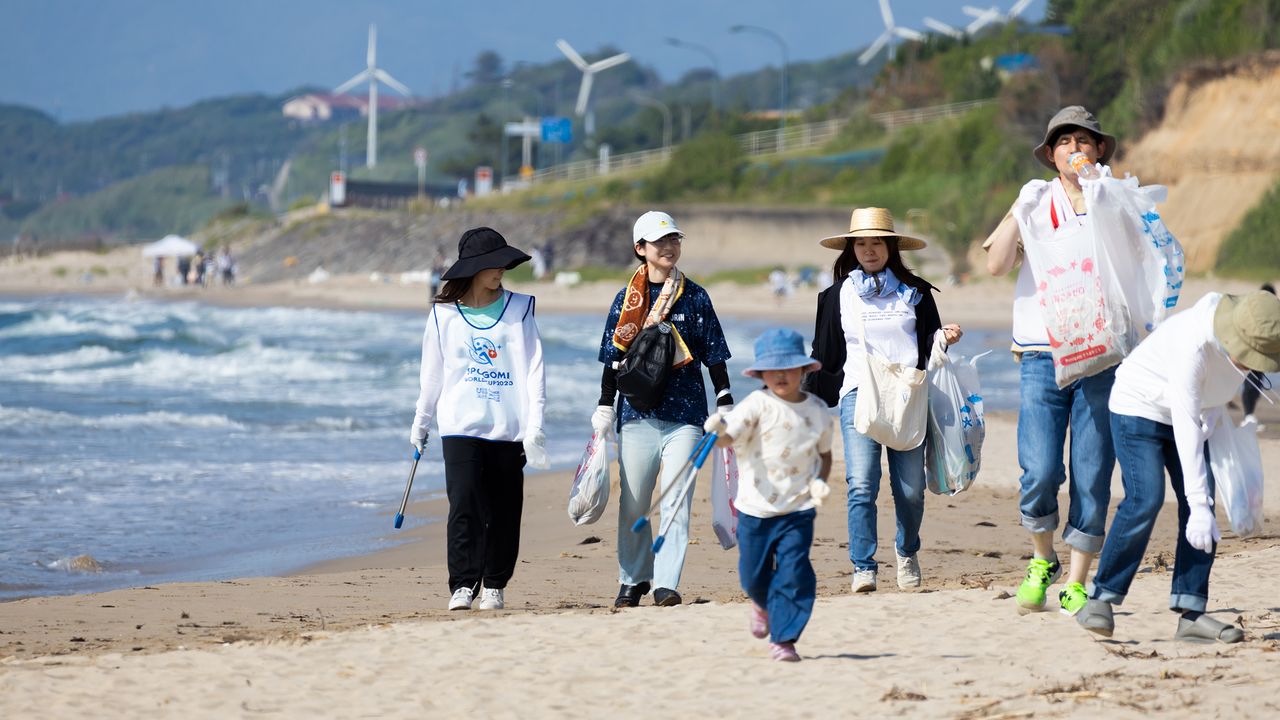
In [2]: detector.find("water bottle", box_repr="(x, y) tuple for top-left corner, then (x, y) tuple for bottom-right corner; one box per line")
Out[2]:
(1068, 152), (1101, 180)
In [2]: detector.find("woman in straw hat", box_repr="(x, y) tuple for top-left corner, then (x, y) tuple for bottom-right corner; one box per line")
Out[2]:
(409, 227), (548, 612)
(807, 207), (962, 593)
(1077, 290), (1280, 643)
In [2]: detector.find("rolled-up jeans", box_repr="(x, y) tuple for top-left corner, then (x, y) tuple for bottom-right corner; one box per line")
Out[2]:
(1091, 413), (1216, 613)
(616, 418), (702, 590)
(840, 389), (927, 573)
(1016, 351), (1115, 553)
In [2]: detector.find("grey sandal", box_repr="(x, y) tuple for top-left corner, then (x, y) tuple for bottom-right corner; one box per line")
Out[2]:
(1175, 614), (1244, 644)
(1076, 599), (1115, 638)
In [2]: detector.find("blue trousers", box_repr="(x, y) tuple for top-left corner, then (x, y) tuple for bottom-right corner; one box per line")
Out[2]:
(737, 509), (817, 644)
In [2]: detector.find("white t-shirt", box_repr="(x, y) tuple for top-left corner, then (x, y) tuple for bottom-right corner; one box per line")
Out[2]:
(723, 389), (834, 518)
(838, 277), (918, 399)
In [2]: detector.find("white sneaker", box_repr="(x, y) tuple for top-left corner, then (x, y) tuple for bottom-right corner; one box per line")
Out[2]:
(896, 552), (922, 589)
(478, 587), (504, 610)
(851, 568), (877, 593)
(448, 586), (475, 611)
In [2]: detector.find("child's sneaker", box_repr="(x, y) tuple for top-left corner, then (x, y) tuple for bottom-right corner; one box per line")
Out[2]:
(896, 552), (922, 589)
(448, 586), (475, 611)
(478, 587), (504, 610)
(1015, 557), (1061, 614)
(1058, 582), (1087, 616)
(851, 568), (877, 593)
(749, 603), (769, 639)
(769, 641), (801, 662)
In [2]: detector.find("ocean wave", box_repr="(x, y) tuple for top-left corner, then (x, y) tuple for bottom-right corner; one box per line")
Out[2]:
(0, 404), (247, 431)
(0, 312), (141, 341)
(0, 346), (124, 373)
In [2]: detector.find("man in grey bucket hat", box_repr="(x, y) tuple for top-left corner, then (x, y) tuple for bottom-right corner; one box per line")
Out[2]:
(981, 106), (1135, 618)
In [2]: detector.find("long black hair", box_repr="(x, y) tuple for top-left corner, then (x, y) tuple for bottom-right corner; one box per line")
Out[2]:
(433, 277), (472, 304)
(831, 236), (925, 290)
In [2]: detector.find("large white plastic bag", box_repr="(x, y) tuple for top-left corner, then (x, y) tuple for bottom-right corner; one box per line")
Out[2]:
(710, 446), (739, 549)
(1207, 416), (1265, 537)
(567, 432), (610, 526)
(924, 336), (988, 495)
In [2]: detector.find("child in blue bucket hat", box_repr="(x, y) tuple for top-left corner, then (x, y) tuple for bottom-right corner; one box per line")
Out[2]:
(704, 328), (834, 661)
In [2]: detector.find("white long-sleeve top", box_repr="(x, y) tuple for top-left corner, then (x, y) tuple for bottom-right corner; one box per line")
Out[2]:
(1109, 293), (1242, 506)
(412, 291), (546, 441)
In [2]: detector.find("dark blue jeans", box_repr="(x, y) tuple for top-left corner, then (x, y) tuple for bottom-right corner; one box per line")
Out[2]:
(1017, 352), (1115, 553)
(737, 509), (817, 644)
(1091, 413), (1216, 613)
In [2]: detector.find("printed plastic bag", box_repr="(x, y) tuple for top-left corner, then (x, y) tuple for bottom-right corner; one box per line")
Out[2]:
(567, 432), (610, 526)
(710, 446), (740, 549)
(1207, 416), (1265, 537)
(924, 334), (989, 495)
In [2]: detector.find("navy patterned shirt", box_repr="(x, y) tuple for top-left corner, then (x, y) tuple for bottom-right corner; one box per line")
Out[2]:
(598, 278), (732, 428)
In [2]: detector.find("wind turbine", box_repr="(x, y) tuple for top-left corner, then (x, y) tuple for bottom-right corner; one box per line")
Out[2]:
(922, 16), (965, 40)
(963, 0), (1035, 32)
(334, 24), (411, 169)
(858, 0), (926, 65)
(555, 39), (630, 138)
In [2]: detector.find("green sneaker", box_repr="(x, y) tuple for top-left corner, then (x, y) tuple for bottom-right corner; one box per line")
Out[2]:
(1058, 582), (1088, 616)
(1015, 557), (1062, 614)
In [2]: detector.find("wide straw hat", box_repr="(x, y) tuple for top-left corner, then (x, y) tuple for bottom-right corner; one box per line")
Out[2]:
(819, 207), (926, 251)
(440, 227), (532, 281)
(1034, 105), (1118, 171)
(743, 328), (822, 378)
(1213, 291), (1280, 373)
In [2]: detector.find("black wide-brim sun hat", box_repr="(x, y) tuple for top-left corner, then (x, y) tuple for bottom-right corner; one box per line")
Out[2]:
(440, 227), (532, 281)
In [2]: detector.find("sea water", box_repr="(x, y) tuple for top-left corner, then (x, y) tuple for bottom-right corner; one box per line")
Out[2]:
(0, 295), (1018, 600)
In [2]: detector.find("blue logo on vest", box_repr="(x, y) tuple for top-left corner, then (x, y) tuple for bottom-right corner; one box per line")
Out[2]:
(470, 336), (499, 365)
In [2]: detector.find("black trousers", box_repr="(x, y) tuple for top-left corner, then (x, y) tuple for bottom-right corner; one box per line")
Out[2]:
(441, 437), (526, 592)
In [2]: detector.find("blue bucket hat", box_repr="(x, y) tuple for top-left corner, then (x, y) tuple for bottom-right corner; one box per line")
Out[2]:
(744, 328), (822, 378)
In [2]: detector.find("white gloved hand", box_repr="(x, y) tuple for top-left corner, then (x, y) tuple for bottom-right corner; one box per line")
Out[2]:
(1199, 407), (1224, 435)
(1185, 502), (1220, 553)
(590, 405), (615, 439)
(523, 428), (550, 469)
(808, 479), (830, 507)
(703, 411), (727, 435)
(410, 423), (429, 454)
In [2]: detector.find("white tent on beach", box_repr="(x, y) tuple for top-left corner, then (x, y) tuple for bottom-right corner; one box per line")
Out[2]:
(141, 235), (198, 258)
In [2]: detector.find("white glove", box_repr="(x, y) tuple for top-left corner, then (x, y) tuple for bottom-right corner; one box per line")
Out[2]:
(591, 405), (615, 439)
(703, 411), (727, 435)
(523, 428), (550, 469)
(1185, 502), (1220, 553)
(808, 479), (830, 507)
(410, 423), (429, 454)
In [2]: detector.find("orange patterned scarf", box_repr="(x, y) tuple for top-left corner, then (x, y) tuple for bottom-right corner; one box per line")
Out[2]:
(612, 264), (694, 368)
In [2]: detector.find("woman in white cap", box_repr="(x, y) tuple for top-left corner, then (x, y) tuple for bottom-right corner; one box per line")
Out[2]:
(1077, 290), (1280, 643)
(409, 227), (548, 612)
(592, 210), (734, 608)
(807, 207), (962, 594)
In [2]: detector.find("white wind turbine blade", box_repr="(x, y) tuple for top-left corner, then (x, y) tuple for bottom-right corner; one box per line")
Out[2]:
(923, 17), (964, 39)
(556, 39), (588, 71)
(1009, 0), (1034, 17)
(588, 52), (631, 73)
(858, 31), (891, 65)
(574, 72), (594, 116)
(367, 24), (377, 68)
(334, 70), (371, 95)
(895, 26), (926, 41)
(965, 7), (1003, 33)
(879, 0), (895, 29)
(373, 69), (410, 96)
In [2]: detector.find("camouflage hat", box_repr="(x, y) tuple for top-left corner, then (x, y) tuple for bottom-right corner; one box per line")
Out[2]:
(1034, 105), (1118, 170)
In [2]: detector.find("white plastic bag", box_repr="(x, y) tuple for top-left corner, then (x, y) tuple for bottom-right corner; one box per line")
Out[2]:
(567, 432), (610, 526)
(924, 333), (989, 495)
(709, 447), (739, 549)
(1207, 416), (1265, 537)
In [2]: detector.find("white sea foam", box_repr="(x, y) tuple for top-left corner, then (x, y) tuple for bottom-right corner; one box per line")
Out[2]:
(0, 312), (141, 340)
(0, 346), (124, 373)
(0, 404), (246, 432)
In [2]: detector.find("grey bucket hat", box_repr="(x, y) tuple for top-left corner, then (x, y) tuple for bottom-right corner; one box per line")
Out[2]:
(1214, 291), (1280, 373)
(1034, 105), (1118, 170)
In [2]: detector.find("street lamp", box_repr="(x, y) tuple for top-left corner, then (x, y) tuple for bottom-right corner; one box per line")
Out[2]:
(729, 24), (789, 148)
(664, 37), (721, 111)
(629, 92), (672, 150)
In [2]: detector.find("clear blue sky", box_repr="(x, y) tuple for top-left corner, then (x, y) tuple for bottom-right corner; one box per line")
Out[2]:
(0, 0), (1046, 120)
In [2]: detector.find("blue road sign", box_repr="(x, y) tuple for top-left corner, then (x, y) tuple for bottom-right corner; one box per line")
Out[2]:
(541, 117), (573, 144)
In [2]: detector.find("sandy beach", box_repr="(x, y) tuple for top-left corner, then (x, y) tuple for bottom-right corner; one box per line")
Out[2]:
(3, 248), (1280, 717)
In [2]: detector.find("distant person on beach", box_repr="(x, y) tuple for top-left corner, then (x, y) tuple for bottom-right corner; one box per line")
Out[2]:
(1076, 291), (1280, 643)
(217, 247), (236, 286)
(768, 267), (791, 306)
(153, 257), (164, 287)
(409, 227), (548, 612)
(983, 106), (1132, 616)
(704, 328), (833, 662)
(1241, 283), (1276, 427)
(806, 207), (961, 594)
(592, 210), (734, 609)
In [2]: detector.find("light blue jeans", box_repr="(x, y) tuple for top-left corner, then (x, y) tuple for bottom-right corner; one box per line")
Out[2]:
(840, 389), (927, 573)
(616, 418), (702, 590)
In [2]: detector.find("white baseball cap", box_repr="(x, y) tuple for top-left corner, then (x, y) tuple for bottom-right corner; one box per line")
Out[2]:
(632, 210), (685, 244)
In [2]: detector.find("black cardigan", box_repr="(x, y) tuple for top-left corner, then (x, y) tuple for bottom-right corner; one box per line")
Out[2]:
(803, 277), (943, 408)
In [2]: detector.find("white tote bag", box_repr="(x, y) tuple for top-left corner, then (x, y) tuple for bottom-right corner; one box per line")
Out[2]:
(852, 308), (928, 451)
